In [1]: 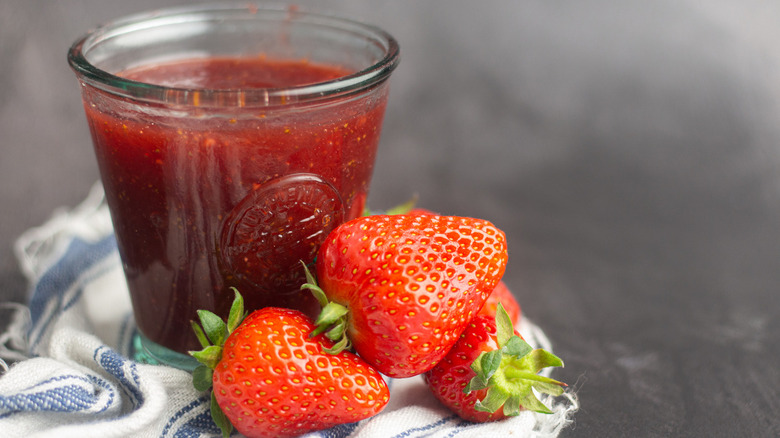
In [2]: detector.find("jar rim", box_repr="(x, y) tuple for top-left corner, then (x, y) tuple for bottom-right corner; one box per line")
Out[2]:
(67, 3), (400, 107)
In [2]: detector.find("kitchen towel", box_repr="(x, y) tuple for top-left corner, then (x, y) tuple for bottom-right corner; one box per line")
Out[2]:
(0, 183), (578, 438)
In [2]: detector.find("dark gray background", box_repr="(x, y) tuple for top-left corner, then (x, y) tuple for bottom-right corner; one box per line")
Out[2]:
(2, 1), (780, 436)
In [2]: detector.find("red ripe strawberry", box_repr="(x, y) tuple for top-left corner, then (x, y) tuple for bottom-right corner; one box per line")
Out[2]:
(423, 304), (566, 422)
(477, 280), (521, 324)
(189, 290), (389, 438)
(304, 214), (508, 378)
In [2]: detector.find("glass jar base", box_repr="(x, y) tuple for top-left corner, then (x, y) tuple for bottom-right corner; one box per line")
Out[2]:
(133, 332), (199, 371)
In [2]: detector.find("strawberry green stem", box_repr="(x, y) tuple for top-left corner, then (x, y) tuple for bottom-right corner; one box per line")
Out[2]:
(300, 262), (351, 354)
(188, 288), (245, 438)
(465, 304), (567, 415)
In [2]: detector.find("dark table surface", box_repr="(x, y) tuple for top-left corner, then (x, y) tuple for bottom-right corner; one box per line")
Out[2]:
(2, 1), (780, 436)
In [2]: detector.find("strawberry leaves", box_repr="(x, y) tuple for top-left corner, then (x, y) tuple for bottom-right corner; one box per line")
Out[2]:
(191, 365), (213, 392)
(209, 391), (232, 438)
(465, 304), (566, 415)
(301, 262), (351, 354)
(189, 288), (246, 438)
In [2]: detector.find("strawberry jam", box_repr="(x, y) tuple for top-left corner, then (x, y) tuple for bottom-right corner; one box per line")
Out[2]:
(81, 57), (389, 353)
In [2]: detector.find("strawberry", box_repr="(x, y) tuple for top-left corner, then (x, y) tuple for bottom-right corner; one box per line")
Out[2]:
(478, 280), (521, 324)
(189, 290), (389, 438)
(423, 304), (566, 422)
(303, 213), (508, 378)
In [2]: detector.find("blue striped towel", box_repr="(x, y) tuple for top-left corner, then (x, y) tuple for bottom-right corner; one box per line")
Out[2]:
(0, 183), (577, 438)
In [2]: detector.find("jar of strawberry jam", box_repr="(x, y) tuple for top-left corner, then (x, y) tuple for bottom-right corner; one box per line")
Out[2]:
(68, 4), (399, 369)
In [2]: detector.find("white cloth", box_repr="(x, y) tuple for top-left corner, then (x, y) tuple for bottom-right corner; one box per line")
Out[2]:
(0, 183), (578, 438)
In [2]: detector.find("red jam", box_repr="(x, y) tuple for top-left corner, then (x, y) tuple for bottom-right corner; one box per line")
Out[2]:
(81, 57), (388, 352)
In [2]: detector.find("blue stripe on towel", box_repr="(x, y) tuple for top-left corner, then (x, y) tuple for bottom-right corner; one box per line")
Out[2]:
(391, 415), (459, 438)
(160, 394), (216, 438)
(27, 235), (118, 352)
(28, 235), (117, 324)
(0, 373), (114, 417)
(94, 347), (144, 410)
